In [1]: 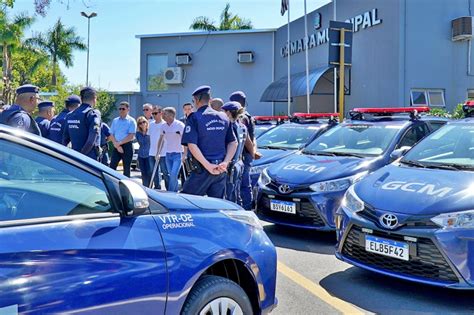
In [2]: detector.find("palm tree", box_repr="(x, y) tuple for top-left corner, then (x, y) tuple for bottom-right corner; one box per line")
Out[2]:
(28, 19), (86, 86)
(190, 3), (253, 31)
(0, 10), (35, 102)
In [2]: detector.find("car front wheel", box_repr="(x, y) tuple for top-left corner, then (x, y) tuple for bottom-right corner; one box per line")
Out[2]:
(181, 275), (253, 315)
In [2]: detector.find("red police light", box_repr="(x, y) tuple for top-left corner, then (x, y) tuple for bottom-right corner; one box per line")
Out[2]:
(254, 115), (289, 121)
(352, 107), (430, 114)
(292, 112), (339, 118)
(464, 100), (474, 107)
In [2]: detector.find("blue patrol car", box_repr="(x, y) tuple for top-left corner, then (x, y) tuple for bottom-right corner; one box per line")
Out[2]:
(0, 125), (277, 313)
(335, 104), (474, 289)
(256, 107), (448, 230)
(254, 115), (288, 138)
(250, 113), (339, 188)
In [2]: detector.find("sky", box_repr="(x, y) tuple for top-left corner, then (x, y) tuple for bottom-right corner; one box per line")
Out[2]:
(11, 0), (330, 91)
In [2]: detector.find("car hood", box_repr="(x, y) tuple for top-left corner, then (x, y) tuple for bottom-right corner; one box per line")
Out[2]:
(147, 189), (241, 210)
(355, 164), (474, 215)
(253, 148), (296, 166)
(267, 154), (380, 185)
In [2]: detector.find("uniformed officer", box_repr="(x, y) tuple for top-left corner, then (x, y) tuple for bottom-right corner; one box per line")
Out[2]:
(63, 87), (101, 160)
(181, 85), (237, 198)
(230, 90), (256, 209)
(48, 95), (81, 144)
(221, 101), (248, 204)
(35, 101), (55, 138)
(0, 84), (41, 136)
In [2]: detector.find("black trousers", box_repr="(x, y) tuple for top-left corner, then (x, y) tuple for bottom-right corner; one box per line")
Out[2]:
(110, 142), (133, 177)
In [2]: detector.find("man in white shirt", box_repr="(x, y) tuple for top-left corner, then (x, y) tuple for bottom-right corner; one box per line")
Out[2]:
(147, 105), (169, 189)
(161, 107), (185, 192)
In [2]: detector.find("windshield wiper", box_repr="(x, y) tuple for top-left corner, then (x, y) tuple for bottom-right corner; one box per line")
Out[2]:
(424, 162), (471, 171)
(399, 159), (427, 168)
(305, 151), (336, 156)
(328, 152), (365, 158)
(259, 145), (287, 150)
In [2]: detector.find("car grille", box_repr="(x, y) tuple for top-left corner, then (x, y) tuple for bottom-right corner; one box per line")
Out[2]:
(267, 181), (310, 193)
(342, 225), (458, 283)
(258, 194), (325, 227)
(359, 205), (439, 229)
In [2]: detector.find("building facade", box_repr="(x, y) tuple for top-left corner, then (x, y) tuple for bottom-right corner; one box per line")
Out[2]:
(137, 0), (474, 117)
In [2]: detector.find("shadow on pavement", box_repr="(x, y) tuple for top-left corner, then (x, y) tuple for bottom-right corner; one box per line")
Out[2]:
(263, 223), (337, 255)
(320, 267), (474, 314)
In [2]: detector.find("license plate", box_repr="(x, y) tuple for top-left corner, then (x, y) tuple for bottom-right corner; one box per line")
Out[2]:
(365, 235), (409, 261)
(270, 200), (296, 214)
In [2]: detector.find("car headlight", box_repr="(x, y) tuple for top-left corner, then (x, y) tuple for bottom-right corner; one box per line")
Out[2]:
(258, 168), (272, 187)
(431, 210), (474, 229)
(309, 171), (368, 193)
(341, 185), (364, 213)
(222, 210), (263, 230)
(250, 164), (270, 175)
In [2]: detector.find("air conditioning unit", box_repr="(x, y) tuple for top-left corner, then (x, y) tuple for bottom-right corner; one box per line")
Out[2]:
(238, 51), (254, 63)
(176, 53), (192, 65)
(452, 16), (473, 41)
(164, 67), (184, 84)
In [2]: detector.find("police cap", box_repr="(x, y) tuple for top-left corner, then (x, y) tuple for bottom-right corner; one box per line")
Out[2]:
(222, 101), (242, 111)
(38, 101), (54, 110)
(65, 94), (81, 106)
(229, 90), (246, 103)
(192, 85), (211, 97)
(16, 84), (39, 95)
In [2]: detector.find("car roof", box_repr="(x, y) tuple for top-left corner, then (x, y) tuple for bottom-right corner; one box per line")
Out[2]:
(342, 115), (449, 126)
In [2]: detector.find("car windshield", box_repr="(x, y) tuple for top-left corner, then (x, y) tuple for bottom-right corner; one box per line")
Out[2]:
(257, 124), (321, 149)
(303, 123), (402, 157)
(255, 125), (273, 138)
(402, 124), (474, 169)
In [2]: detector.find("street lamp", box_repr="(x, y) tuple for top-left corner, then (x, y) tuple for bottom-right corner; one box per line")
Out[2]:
(81, 11), (97, 86)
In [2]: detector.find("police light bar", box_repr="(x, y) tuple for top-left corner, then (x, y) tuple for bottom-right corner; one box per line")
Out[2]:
(292, 112), (339, 118)
(254, 115), (289, 121)
(352, 107), (430, 114)
(464, 100), (474, 107)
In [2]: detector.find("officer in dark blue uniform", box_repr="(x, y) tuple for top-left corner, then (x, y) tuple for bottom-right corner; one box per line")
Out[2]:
(63, 87), (101, 160)
(230, 90), (256, 209)
(222, 101), (248, 204)
(0, 84), (41, 136)
(181, 85), (237, 198)
(48, 95), (81, 144)
(35, 101), (55, 139)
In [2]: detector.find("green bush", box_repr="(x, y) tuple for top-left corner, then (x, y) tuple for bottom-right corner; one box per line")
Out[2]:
(451, 103), (465, 119)
(428, 108), (451, 118)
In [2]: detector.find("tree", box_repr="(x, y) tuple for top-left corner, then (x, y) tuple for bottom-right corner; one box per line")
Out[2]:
(0, 10), (35, 102)
(27, 18), (86, 87)
(190, 3), (253, 31)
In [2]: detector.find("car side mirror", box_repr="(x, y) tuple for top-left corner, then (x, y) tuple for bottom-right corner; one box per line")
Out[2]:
(390, 146), (411, 162)
(119, 179), (149, 216)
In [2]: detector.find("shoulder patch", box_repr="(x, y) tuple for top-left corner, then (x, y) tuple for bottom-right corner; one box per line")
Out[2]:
(185, 125), (191, 133)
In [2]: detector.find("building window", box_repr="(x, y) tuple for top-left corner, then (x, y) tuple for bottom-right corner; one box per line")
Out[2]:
(410, 89), (445, 107)
(467, 89), (474, 99)
(147, 54), (168, 91)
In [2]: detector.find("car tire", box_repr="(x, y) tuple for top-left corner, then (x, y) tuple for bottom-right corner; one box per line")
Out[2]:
(181, 275), (254, 315)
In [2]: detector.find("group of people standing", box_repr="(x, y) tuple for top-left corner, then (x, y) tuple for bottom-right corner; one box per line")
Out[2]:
(178, 86), (257, 210)
(135, 104), (185, 192)
(0, 83), (257, 209)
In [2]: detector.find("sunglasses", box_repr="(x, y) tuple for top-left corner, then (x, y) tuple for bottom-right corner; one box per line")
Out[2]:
(138, 121), (146, 125)
(152, 111), (161, 115)
(143, 108), (150, 111)
(119, 108), (127, 111)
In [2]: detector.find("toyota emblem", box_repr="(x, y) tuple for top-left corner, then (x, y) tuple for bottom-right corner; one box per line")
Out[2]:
(379, 213), (399, 229)
(278, 184), (292, 194)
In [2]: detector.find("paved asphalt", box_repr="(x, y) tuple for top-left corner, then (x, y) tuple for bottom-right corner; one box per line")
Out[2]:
(128, 170), (474, 314)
